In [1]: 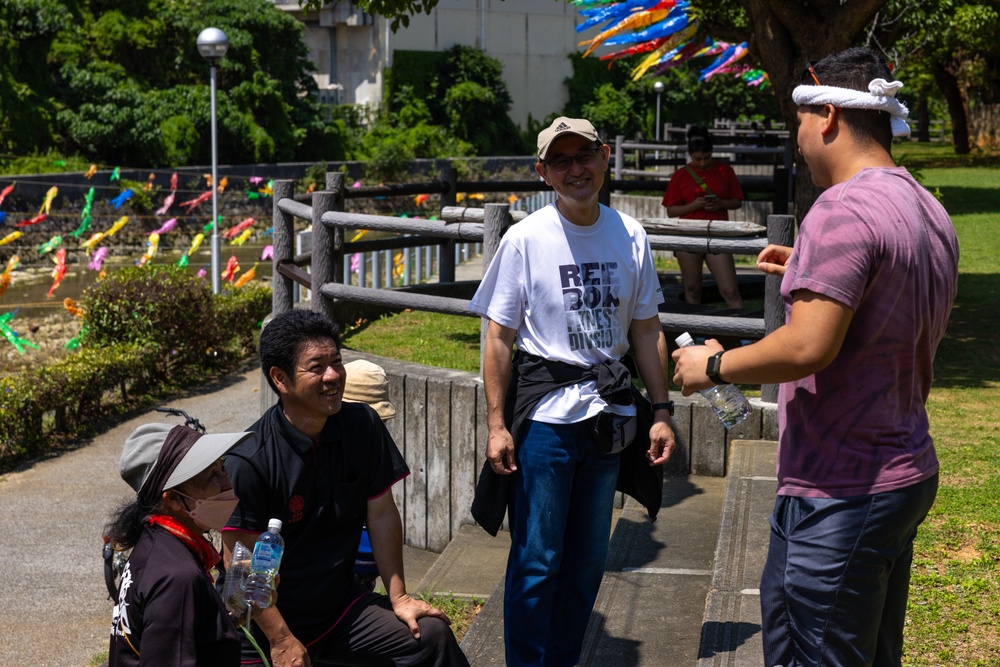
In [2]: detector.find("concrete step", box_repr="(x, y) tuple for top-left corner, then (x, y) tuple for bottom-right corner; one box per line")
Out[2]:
(460, 473), (730, 666)
(414, 523), (510, 600)
(697, 439), (777, 667)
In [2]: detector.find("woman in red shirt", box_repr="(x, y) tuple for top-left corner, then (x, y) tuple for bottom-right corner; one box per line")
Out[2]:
(661, 125), (744, 309)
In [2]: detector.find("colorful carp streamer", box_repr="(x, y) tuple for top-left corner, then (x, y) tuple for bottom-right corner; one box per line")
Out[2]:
(179, 190), (212, 213)
(38, 235), (62, 256)
(39, 186), (58, 215)
(88, 247), (109, 271)
(574, 0), (764, 86)
(223, 217), (255, 240)
(81, 232), (106, 254)
(15, 213), (46, 228)
(150, 218), (177, 236)
(104, 216), (129, 237)
(69, 187), (96, 238)
(0, 311), (40, 354)
(222, 255), (240, 283)
(234, 263), (258, 288)
(231, 228), (253, 246)
(0, 182), (14, 208)
(0, 231), (22, 246)
(47, 248), (68, 298)
(110, 189), (134, 209)
(0, 255), (20, 300)
(155, 191), (176, 216)
(63, 297), (84, 318)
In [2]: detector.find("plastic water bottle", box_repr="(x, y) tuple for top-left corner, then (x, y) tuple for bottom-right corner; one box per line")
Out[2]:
(246, 518), (284, 609)
(675, 332), (751, 429)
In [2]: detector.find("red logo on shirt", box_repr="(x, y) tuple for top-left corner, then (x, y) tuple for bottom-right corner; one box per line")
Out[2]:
(288, 495), (305, 523)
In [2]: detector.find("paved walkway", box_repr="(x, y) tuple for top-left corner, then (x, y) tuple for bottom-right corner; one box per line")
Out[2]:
(0, 330), (777, 667)
(0, 366), (262, 667)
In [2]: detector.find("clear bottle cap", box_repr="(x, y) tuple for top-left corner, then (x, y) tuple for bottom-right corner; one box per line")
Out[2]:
(267, 518), (283, 532)
(674, 332), (694, 347)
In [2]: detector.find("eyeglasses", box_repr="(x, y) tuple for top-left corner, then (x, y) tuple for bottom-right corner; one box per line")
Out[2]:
(804, 62), (822, 86)
(540, 148), (602, 172)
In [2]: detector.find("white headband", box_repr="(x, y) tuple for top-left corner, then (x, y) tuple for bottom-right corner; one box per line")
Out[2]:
(792, 78), (911, 137)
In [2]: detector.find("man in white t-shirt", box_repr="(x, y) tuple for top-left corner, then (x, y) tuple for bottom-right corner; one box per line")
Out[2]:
(469, 117), (676, 667)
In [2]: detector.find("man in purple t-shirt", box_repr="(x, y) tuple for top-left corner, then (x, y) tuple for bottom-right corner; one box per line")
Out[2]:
(673, 47), (958, 667)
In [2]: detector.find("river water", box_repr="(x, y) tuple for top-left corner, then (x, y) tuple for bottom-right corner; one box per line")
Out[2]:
(2, 243), (272, 316)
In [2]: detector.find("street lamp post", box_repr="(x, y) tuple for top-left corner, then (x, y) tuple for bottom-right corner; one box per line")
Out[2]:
(197, 27), (229, 295)
(653, 80), (665, 162)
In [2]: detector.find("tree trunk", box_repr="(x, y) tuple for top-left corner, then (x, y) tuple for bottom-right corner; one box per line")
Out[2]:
(933, 64), (971, 154)
(737, 0), (891, 216)
(916, 93), (930, 143)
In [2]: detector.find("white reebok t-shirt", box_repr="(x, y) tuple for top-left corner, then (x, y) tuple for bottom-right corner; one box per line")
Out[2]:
(469, 203), (663, 424)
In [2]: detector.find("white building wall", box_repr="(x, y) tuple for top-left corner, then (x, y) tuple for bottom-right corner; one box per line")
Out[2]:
(274, 2), (383, 108)
(386, 0), (583, 128)
(275, 0), (586, 129)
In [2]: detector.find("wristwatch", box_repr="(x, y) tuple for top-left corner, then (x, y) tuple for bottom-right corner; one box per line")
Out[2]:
(651, 401), (674, 416)
(706, 351), (725, 385)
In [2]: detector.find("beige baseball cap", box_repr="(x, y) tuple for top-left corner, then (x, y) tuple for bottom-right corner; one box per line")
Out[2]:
(343, 359), (397, 420)
(537, 117), (602, 160)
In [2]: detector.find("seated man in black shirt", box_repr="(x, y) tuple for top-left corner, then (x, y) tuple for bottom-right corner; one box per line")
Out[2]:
(221, 309), (469, 667)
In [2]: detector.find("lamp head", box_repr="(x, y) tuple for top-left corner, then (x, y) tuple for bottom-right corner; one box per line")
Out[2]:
(197, 27), (229, 62)
(653, 81), (665, 94)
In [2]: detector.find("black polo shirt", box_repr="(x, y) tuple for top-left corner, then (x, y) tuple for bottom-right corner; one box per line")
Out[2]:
(108, 525), (240, 666)
(223, 402), (409, 646)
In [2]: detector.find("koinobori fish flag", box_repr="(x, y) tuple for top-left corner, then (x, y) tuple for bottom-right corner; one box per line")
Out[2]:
(573, 0), (767, 87)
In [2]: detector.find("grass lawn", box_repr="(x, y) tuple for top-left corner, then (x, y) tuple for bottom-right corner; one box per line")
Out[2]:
(341, 146), (1000, 664)
(899, 163), (1000, 666)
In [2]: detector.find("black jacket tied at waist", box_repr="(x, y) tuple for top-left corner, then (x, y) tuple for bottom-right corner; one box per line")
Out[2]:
(470, 352), (664, 536)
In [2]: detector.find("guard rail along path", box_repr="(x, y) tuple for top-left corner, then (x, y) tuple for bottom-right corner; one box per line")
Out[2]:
(264, 170), (792, 552)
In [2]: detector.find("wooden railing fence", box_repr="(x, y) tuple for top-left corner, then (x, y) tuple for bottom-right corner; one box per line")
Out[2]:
(262, 169), (794, 550)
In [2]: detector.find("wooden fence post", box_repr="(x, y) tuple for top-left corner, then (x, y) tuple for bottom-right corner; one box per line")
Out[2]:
(614, 134), (624, 183)
(479, 203), (512, 376)
(599, 169), (611, 207)
(326, 172), (346, 283)
(761, 214), (796, 403)
(311, 191), (337, 324)
(439, 164), (457, 283)
(772, 167), (790, 215)
(271, 180), (295, 316)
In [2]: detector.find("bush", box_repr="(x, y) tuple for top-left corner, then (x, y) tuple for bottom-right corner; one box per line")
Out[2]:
(82, 265), (218, 378)
(0, 343), (151, 463)
(0, 267), (271, 472)
(81, 265), (270, 382)
(216, 282), (272, 355)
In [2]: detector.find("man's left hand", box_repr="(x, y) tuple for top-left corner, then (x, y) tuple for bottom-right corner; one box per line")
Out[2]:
(646, 420), (675, 466)
(392, 593), (451, 639)
(672, 339), (723, 395)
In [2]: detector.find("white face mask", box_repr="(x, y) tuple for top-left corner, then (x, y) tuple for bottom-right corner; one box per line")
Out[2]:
(175, 489), (239, 532)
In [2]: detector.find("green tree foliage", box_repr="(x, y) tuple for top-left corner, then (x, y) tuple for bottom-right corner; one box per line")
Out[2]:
(870, 0), (1000, 152)
(563, 53), (780, 139)
(338, 89), (471, 181)
(302, 0), (438, 30)
(387, 45), (527, 156)
(1, 0), (345, 167)
(0, 0), (72, 155)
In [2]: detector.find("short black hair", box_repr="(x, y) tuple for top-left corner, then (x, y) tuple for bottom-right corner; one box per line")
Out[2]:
(802, 47), (894, 151)
(686, 124), (713, 154)
(259, 309), (341, 394)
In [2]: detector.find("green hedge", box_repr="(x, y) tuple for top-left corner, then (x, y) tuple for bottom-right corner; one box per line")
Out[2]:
(0, 266), (271, 470)
(0, 343), (151, 462)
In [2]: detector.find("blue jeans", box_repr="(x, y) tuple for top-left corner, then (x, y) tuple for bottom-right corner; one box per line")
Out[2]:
(760, 473), (938, 667)
(504, 419), (621, 667)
